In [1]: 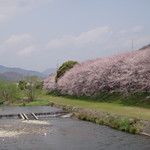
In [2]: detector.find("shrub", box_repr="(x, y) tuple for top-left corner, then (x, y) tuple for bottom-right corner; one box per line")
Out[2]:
(18, 80), (27, 90)
(118, 118), (133, 131)
(0, 80), (20, 103)
(128, 124), (142, 134)
(55, 61), (78, 82)
(24, 76), (39, 101)
(36, 81), (43, 89)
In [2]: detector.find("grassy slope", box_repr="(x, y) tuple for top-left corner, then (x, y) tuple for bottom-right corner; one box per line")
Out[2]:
(11, 91), (150, 120)
(39, 92), (150, 120)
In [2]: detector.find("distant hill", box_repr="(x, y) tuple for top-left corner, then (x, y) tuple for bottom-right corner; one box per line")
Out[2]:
(0, 72), (25, 82)
(0, 65), (47, 81)
(42, 68), (57, 75)
(0, 65), (46, 77)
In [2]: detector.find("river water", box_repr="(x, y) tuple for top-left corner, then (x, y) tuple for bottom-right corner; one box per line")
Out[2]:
(0, 106), (150, 150)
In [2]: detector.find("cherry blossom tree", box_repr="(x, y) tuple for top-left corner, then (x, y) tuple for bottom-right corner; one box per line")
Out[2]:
(44, 48), (150, 96)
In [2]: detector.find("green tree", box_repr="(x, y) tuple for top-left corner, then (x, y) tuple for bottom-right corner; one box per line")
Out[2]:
(0, 80), (20, 103)
(36, 81), (43, 89)
(56, 61), (78, 82)
(25, 76), (38, 101)
(18, 80), (27, 90)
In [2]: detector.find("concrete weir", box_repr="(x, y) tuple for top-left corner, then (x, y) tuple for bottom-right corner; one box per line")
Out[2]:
(0, 111), (70, 120)
(19, 113), (25, 120)
(31, 113), (38, 120)
(22, 113), (29, 120)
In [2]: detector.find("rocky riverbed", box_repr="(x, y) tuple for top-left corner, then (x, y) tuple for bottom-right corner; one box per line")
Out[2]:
(0, 119), (51, 138)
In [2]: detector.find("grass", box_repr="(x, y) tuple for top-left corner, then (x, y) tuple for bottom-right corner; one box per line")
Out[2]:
(39, 92), (150, 120)
(76, 113), (142, 134)
(6, 90), (150, 120)
(23, 99), (51, 106)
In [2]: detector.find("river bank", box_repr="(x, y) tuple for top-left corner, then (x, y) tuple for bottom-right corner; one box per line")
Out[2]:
(3, 92), (150, 136)
(1, 106), (150, 150)
(49, 101), (150, 136)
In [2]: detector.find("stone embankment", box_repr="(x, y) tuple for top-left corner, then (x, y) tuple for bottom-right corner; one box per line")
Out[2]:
(49, 101), (150, 136)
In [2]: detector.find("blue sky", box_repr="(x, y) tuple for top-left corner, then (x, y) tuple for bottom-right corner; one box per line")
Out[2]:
(0, 0), (150, 71)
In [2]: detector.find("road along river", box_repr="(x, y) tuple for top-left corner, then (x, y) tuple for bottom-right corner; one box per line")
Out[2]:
(0, 106), (150, 150)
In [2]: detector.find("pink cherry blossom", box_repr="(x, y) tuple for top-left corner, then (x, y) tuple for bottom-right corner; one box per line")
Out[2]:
(44, 48), (150, 96)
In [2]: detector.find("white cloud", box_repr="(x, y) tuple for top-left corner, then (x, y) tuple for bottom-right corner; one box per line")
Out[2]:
(0, 33), (31, 52)
(117, 26), (143, 37)
(132, 26), (143, 32)
(48, 26), (111, 48)
(47, 26), (150, 52)
(17, 45), (36, 56)
(0, 0), (53, 23)
(5, 34), (31, 46)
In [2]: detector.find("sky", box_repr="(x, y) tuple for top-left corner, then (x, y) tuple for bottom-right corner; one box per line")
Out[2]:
(0, 0), (150, 72)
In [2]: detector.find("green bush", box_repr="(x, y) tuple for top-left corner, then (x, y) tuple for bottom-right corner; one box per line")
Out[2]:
(25, 76), (38, 101)
(36, 81), (43, 89)
(18, 77), (43, 102)
(128, 124), (142, 134)
(56, 61), (78, 82)
(118, 118), (133, 131)
(0, 80), (20, 103)
(18, 80), (27, 90)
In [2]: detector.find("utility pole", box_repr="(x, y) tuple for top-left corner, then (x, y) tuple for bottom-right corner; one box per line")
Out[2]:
(132, 40), (134, 51)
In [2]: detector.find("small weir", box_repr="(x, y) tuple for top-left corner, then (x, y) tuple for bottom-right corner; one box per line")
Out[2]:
(0, 111), (70, 120)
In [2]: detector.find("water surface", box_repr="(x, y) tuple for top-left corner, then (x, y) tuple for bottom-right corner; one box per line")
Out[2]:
(0, 106), (150, 150)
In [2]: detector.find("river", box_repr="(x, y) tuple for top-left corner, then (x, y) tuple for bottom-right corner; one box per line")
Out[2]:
(0, 106), (150, 150)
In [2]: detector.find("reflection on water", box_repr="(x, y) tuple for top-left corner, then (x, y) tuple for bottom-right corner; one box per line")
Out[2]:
(0, 106), (150, 150)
